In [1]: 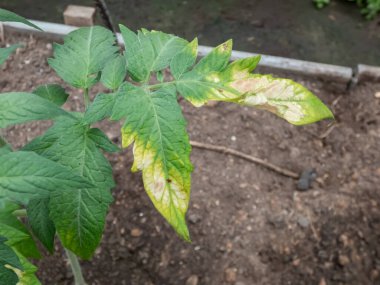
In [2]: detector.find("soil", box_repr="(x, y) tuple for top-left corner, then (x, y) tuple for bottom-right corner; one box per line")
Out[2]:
(1, 34), (380, 285)
(1, 0), (380, 67)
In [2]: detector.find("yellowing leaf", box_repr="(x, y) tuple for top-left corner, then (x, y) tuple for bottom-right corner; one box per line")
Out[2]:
(111, 84), (193, 240)
(175, 40), (332, 125)
(231, 75), (334, 125)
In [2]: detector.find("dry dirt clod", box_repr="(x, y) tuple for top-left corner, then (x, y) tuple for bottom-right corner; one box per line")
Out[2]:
(338, 254), (350, 266)
(185, 275), (199, 285)
(224, 268), (237, 283)
(319, 277), (327, 285)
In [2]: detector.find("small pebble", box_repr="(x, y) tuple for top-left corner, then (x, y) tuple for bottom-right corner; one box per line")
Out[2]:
(185, 275), (199, 285)
(224, 268), (237, 283)
(297, 216), (310, 228)
(338, 254), (350, 266)
(131, 228), (143, 237)
(375, 92), (380, 98)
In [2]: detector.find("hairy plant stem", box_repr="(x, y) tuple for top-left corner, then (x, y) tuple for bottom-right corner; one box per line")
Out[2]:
(65, 249), (87, 285)
(83, 88), (90, 110)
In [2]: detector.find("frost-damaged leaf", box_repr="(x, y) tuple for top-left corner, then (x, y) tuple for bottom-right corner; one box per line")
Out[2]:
(48, 26), (119, 89)
(176, 40), (332, 125)
(49, 186), (112, 259)
(0, 44), (21, 65)
(0, 236), (22, 285)
(119, 25), (188, 82)
(0, 151), (93, 204)
(33, 84), (69, 106)
(100, 54), (127, 90)
(111, 84), (193, 240)
(231, 75), (334, 125)
(0, 92), (68, 128)
(23, 116), (114, 258)
(27, 197), (55, 253)
(0, 8), (42, 31)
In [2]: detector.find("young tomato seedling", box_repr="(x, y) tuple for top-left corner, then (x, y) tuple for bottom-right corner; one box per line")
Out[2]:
(0, 8), (333, 285)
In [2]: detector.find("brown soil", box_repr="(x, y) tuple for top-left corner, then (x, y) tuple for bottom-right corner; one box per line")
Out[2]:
(1, 34), (380, 285)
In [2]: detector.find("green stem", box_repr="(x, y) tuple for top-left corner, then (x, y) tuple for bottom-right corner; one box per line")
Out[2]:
(65, 249), (87, 285)
(13, 209), (27, 217)
(148, 81), (175, 90)
(83, 88), (90, 110)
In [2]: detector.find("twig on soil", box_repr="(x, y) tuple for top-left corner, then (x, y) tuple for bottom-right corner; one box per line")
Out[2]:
(190, 140), (300, 179)
(319, 123), (338, 139)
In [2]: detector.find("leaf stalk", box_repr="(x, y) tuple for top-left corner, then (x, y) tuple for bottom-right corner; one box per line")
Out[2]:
(65, 248), (87, 285)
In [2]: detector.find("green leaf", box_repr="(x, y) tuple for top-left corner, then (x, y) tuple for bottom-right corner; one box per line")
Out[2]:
(170, 38), (198, 79)
(88, 128), (120, 153)
(0, 136), (12, 156)
(232, 75), (334, 125)
(100, 55), (127, 90)
(13, 252), (41, 285)
(27, 197), (55, 253)
(112, 84), (193, 240)
(119, 25), (188, 82)
(156, 70), (164, 82)
(0, 8), (42, 31)
(0, 237), (22, 270)
(0, 237), (22, 285)
(24, 116), (115, 190)
(0, 236), (20, 285)
(33, 84), (69, 106)
(0, 92), (68, 128)
(0, 151), (94, 204)
(48, 26), (119, 89)
(49, 186), (112, 259)
(175, 41), (332, 125)
(84, 93), (116, 124)
(0, 201), (40, 259)
(193, 39), (232, 74)
(23, 116), (114, 258)
(0, 44), (21, 66)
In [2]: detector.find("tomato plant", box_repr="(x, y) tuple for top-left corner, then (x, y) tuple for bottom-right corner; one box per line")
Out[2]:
(0, 8), (333, 285)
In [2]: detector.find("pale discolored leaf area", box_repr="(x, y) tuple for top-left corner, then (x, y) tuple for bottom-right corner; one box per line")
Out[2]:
(111, 84), (193, 240)
(48, 26), (119, 89)
(175, 40), (333, 125)
(232, 75), (334, 125)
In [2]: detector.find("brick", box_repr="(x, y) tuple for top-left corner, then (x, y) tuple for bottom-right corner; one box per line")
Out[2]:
(357, 64), (380, 83)
(63, 5), (96, 27)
